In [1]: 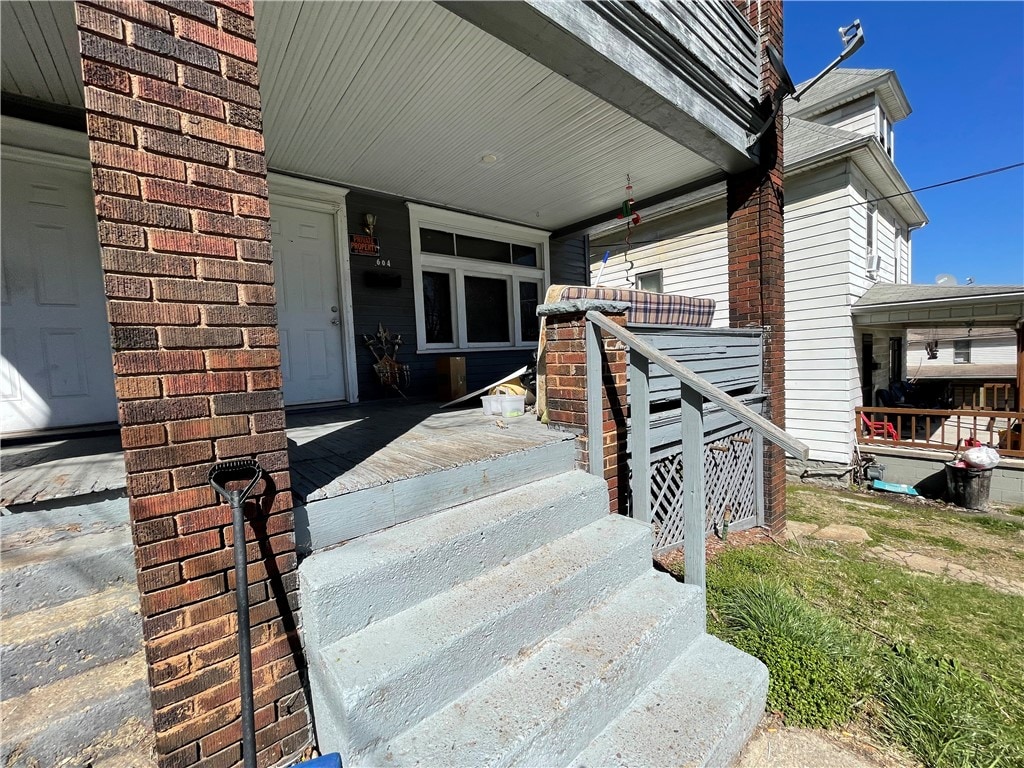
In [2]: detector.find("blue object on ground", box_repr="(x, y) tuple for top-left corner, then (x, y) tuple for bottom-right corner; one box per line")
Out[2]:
(294, 755), (342, 768)
(871, 480), (920, 496)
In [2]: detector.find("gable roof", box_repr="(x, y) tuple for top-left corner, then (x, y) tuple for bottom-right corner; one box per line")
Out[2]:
(785, 117), (864, 168)
(854, 284), (1024, 307)
(789, 68), (911, 123)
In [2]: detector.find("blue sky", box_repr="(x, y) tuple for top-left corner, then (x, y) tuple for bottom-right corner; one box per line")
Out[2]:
(785, 1), (1024, 286)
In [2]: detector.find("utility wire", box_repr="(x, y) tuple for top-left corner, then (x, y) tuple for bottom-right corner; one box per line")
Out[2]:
(588, 161), (1024, 252)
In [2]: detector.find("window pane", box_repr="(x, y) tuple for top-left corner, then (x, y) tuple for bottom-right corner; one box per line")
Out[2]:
(636, 270), (663, 293)
(456, 234), (511, 264)
(519, 282), (540, 342)
(512, 244), (537, 267)
(420, 228), (455, 256)
(465, 276), (509, 343)
(422, 271), (454, 344)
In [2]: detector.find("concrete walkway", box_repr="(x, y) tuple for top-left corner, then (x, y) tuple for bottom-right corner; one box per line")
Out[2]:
(867, 545), (1024, 597)
(737, 721), (916, 768)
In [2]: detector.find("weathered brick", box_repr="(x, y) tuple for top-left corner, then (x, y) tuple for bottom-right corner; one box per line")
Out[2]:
(121, 423), (167, 449)
(80, 32), (176, 81)
(211, 391), (282, 416)
(236, 239), (271, 262)
(212, 0), (253, 15)
(215, 431), (287, 460)
(187, 163), (267, 196)
(108, 300), (199, 326)
(98, 195), (190, 230)
(141, 129), (230, 166)
(86, 113), (134, 145)
(141, 574), (225, 616)
(197, 258), (272, 283)
(247, 371), (282, 394)
(141, 178), (232, 212)
(114, 350), (206, 376)
(182, 115), (263, 153)
(159, 326), (241, 349)
(146, 612), (234, 658)
(154, 0), (218, 24)
(164, 373), (246, 398)
(82, 60), (131, 93)
(167, 414), (248, 442)
(93, 168), (140, 197)
(173, 15), (257, 62)
(239, 285), (276, 306)
(135, 76), (224, 119)
(255, 450), (288, 473)
(217, 7), (256, 40)
(200, 706), (274, 760)
(202, 304), (276, 327)
(91, 141), (186, 181)
(232, 194), (270, 218)
(104, 274), (151, 299)
(152, 661), (237, 715)
(137, 528), (221, 570)
(230, 148), (266, 176)
(120, 396), (209, 426)
(116, 376), (162, 400)
(251, 411), (285, 433)
(128, 23), (219, 72)
(135, 517), (177, 545)
(127, 469), (172, 497)
(193, 210), (270, 239)
(98, 221), (146, 248)
(152, 699), (195, 734)
(244, 327), (279, 349)
(180, 66), (260, 108)
(152, 277), (238, 304)
(102, 247), (195, 277)
(138, 562), (182, 593)
(226, 102), (261, 131)
(88, 0), (172, 30)
(149, 229), (235, 258)
(223, 57), (259, 86)
(131, 486), (218, 522)
(206, 349), (279, 371)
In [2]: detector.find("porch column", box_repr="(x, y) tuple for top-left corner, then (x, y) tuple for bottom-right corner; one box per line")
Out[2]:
(539, 301), (630, 515)
(1017, 324), (1024, 410)
(74, 2), (310, 766)
(727, 0), (786, 533)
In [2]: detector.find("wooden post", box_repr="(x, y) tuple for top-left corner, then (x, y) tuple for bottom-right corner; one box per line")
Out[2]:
(681, 383), (707, 624)
(629, 350), (651, 524)
(1016, 324), (1024, 410)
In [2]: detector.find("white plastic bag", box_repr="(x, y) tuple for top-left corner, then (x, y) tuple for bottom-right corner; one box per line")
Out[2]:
(962, 446), (1000, 470)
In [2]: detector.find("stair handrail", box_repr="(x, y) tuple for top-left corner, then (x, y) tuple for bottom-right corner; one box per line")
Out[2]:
(585, 311), (808, 596)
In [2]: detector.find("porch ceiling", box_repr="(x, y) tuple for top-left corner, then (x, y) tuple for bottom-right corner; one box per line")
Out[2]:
(1, 1), (723, 232)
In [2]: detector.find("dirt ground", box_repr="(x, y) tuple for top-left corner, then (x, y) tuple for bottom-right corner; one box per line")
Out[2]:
(736, 717), (919, 768)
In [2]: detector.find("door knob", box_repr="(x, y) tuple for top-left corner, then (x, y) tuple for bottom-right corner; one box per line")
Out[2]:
(331, 318), (340, 326)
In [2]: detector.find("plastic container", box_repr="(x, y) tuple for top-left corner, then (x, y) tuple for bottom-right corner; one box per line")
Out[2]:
(945, 462), (992, 511)
(481, 395), (502, 416)
(499, 395), (526, 418)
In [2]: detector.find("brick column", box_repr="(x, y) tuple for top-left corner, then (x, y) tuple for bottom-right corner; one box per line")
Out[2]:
(728, 0), (786, 532)
(74, 2), (310, 766)
(539, 301), (630, 514)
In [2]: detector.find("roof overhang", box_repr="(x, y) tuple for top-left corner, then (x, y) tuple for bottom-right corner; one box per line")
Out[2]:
(852, 290), (1024, 329)
(790, 70), (911, 123)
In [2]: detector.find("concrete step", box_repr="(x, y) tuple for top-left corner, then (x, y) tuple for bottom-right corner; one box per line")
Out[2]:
(0, 652), (153, 768)
(569, 634), (768, 768)
(312, 514), (653, 761)
(300, 470), (609, 650)
(2, 584), (143, 698)
(378, 570), (705, 768)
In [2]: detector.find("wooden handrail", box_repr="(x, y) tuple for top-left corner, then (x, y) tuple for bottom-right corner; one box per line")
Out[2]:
(855, 405), (1023, 458)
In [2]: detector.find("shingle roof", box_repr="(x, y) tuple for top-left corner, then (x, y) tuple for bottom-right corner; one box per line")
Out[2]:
(854, 284), (1024, 308)
(784, 117), (865, 168)
(788, 68), (910, 122)
(791, 68), (891, 110)
(910, 363), (1016, 381)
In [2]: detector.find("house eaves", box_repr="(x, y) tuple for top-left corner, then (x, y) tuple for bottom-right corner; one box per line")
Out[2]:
(789, 68), (912, 123)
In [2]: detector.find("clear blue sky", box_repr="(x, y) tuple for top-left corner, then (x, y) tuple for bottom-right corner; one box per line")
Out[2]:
(785, 1), (1024, 286)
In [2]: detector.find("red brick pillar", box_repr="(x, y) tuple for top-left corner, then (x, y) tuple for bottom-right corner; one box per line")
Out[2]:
(540, 301), (630, 514)
(728, 0), (786, 532)
(74, 2), (310, 765)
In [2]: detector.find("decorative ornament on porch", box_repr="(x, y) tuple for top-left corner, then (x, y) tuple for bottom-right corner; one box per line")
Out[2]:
(617, 175), (641, 287)
(363, 324), (411, 398)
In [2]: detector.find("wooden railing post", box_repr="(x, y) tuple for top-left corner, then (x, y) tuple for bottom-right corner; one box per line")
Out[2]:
(630, 350), (651, 523)
(681, 384), (707, 607)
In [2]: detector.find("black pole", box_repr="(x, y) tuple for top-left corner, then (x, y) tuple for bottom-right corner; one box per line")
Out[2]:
(230, 489), (257, 768)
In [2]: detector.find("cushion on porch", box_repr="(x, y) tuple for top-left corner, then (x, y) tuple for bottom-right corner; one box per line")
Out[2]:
(548, 285), (715, 327)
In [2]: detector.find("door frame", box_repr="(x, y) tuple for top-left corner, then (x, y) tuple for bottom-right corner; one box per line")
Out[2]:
(268, 173), (358, 403)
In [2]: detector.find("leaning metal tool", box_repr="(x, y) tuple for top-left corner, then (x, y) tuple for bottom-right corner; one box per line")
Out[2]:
(208, 458), (265, 768)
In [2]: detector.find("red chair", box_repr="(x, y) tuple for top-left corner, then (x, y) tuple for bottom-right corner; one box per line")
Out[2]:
(861, 413), (899, 441)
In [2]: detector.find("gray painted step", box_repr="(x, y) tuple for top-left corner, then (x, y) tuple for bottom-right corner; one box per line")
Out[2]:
(313, 515), (653, 761)
(296, 438), (577, 552)
(378, 571), (705, 768)
(570, 635), (768, 768)
(0, 653), (153, 768)
(300, 469), (609, 649)
(2, 585), (143, 698)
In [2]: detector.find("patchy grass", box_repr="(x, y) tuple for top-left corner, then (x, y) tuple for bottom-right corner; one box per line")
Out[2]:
(686, 487), (1024, 767)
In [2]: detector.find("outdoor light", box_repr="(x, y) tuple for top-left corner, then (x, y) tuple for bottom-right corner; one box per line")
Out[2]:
(363, 212), (376, 236)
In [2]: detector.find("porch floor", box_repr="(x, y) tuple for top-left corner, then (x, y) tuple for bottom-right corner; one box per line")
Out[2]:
(1, 401), (572, 509)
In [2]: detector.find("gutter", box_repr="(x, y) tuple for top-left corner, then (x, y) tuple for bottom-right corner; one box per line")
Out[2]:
(852, 292), (1024, 314)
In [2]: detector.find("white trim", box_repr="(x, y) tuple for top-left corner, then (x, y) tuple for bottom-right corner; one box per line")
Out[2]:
(0, 143), (92, 173)
(268, 174), (359, 403)
(0, 116), (90, 163)
(408, 203), (550, 353)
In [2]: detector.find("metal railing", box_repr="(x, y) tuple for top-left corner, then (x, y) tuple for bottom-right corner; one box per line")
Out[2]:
(856, 406), (1024, 458)
(585, 312), (809, 598)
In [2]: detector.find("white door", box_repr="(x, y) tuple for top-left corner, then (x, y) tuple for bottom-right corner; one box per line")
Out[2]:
(1, 156), (117, 433)
(271, 201), (347, 405)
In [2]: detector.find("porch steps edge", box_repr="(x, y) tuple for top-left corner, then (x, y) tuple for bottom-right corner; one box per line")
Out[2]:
(295, 438), (577, 553)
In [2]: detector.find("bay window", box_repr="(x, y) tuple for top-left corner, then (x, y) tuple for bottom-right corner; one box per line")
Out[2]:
(409, 204), (549, 351)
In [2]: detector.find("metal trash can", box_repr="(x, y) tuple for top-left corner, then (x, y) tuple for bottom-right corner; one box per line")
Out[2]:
(945, 462), (992, 511)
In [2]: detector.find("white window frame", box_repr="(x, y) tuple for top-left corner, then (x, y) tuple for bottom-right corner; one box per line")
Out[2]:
(953, 339), (971, 364)
(408, 203), (550, 352)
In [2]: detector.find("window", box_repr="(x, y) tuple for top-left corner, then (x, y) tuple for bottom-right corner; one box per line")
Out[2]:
(409, 204), (549, 351)
(878, 109), (894, 159)
(636, 269), (663, 293)
(865, 199), (878, 276)
(953, 340), (971, 364)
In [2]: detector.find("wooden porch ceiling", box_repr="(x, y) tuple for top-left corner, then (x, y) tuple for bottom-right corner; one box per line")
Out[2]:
(2, 1), (726, 231)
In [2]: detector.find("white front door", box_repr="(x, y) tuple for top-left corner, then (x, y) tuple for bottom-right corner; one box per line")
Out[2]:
(271, 200), (348, 405)
(1, 156), (117, 433)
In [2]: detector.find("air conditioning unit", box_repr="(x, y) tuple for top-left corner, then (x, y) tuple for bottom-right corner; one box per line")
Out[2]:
(865, 249), (881, 280)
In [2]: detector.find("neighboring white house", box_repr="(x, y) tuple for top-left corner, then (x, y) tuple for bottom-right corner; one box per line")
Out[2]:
(907, 327), (1018, 409)
(590, 68), (928, 464)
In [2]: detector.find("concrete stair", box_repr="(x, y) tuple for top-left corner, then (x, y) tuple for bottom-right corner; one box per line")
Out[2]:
(0, 504), (155, 767)
(300, 470), (767, 767)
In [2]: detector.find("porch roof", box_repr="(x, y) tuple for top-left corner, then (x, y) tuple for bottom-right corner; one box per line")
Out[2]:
(852, 284), (1024, 328)
(1, 0), (763, 232)
(911, 363), (1016, 380)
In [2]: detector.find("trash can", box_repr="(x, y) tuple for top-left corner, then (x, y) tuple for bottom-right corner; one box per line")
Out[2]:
(944, 462), (992, 511)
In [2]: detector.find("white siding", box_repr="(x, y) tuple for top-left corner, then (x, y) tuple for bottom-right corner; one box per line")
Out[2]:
(847, 165), (915, 294)
(907, 335), (1017, 370)
(590, 200), (729, 327)
(783, 163), (860, 463)
(813, 95), (878, 137)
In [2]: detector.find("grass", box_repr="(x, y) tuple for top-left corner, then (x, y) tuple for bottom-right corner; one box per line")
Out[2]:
(686, 488), (1024, 767)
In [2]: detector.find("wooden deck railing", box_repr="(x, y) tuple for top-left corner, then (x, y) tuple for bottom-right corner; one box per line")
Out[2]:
(856, 406), (1024, 459)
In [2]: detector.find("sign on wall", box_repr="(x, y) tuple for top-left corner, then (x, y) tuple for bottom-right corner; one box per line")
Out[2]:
(349, 233), (380, 257)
